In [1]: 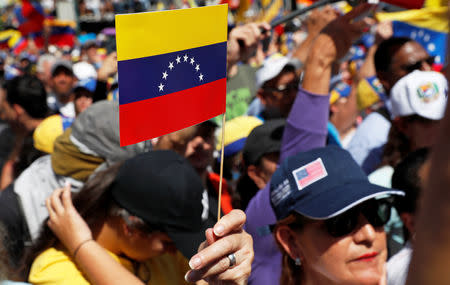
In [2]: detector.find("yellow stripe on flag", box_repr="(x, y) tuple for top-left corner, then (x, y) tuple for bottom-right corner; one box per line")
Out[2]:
(376, 7), (448, 33)
(424, 0), (447, 8)
(115, 5), (228, 61)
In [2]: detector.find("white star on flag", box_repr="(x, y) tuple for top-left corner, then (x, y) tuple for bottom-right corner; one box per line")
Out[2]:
(190, 58), (195, 65)
(195, 64), (200, 72)
(168, 62), (174, 70)
(162, 71), (168, 80)
(158, 83), (164, 91)
(183, 54), (188, 62)
(176, 56), (181, 64)
(199, 73), (204, 81)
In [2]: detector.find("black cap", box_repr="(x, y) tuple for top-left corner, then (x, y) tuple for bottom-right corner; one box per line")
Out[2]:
(242, 119), (285, 166)
(111, 150), (211, 258)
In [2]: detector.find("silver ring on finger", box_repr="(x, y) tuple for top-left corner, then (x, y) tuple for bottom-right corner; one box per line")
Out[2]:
(227, 253), (237, 268)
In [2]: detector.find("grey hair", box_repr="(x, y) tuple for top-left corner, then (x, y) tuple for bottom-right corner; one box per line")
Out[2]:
(36, 54), (56, 73)
(109, 204), (152, 232)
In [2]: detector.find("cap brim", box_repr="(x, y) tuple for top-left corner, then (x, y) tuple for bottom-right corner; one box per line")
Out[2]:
(294, 182), (404, 220)
(166, 219), (213, 259)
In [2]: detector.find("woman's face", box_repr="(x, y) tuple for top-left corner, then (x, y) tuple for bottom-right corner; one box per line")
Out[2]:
(290, 214), (387, 285)
(121, 229), (177, 261)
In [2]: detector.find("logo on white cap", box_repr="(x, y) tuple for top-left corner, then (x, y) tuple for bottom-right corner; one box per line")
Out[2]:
(417, 82), (440, 103)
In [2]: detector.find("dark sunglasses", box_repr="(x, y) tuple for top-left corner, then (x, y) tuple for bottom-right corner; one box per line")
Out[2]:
(262, 80), (300, 94)
(401, 56), (435, 73)
(324, 199), (392, 238)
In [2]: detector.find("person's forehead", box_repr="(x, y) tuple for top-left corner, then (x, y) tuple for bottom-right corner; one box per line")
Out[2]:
(392, 41), (429, 67)
(264, 69), (296, 87)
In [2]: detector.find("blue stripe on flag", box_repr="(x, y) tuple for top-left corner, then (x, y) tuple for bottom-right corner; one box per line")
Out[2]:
(295, 169), (308, 181)
(118, 41), (227, 105)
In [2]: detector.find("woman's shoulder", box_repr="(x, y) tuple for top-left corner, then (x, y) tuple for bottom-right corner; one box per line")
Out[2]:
(30, 247), (72, 269)
(28, 247), (90, 285)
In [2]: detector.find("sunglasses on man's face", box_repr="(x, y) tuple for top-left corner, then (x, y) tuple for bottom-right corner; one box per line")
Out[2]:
(401, 56), (435, 73)
(324, 199), (391, 238)
(262, 80), (300, 94)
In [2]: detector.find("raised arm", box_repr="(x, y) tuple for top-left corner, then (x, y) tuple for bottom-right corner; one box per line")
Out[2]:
(281, 4), (375, 161)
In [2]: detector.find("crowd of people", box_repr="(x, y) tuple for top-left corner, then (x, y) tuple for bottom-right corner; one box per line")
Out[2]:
(0, 1), (448, 285)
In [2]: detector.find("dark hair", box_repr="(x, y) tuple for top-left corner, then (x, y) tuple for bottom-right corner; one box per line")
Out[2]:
(374, 37), (412, 73)
(234, 173), (259, 210)
(5, 75), (49, 119)
(234, 151), (279, 210)
(22, 162), (124, 277)
(0, 223), (16, 281)
(380, 121), (411, 169)
(74, 88), (94, 99)
(392, 148), (429, 214)
(380, 115), (430, 169)
(273, 213), (312, 285)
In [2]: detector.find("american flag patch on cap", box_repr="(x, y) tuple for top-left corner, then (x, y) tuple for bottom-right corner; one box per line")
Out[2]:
(292, 158), (328, 190)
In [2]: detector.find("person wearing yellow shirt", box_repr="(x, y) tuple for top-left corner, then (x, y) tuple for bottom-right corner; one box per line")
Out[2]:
(25, 151), (253, 285)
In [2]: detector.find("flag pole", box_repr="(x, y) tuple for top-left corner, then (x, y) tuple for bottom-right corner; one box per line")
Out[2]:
(217, 113), (226, 221)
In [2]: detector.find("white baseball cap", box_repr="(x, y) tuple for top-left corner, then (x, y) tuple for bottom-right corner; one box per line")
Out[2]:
(390, 70), (448, 120)
(73, 61), (97, 80)
(255, 54), (302, 89)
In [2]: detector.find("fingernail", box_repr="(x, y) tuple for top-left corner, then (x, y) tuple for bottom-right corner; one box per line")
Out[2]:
(184, 271), (190, 282)
(214, 224), (225, 236)
(189, 257), (201, 269)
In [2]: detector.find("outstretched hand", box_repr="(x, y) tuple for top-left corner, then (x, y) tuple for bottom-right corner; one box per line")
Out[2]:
(185, 210), (254, 285)
(320, 3), (376, 61)
(227, 22), (271, 68)
(97, 52), (118, 82)
(46, 184), (93, 255)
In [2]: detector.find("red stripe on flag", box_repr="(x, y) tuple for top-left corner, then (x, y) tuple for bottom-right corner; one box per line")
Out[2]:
(383, 0), (424, 9)
(119, 78), (226, 146)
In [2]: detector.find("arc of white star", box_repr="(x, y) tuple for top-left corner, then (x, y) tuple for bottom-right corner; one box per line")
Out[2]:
(190, 57), (195, 65)
(158, 83), (164, 91)
(168, 62), (174, 70)
(195, 64), (200, 72)
(162, 71), (168, 80)
(183, 54), (188, 62)
(199, 73), (204, 81)
(176, 56), (181, 64)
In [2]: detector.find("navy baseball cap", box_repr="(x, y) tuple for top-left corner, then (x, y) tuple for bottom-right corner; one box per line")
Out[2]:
(270, 146), (404, 220)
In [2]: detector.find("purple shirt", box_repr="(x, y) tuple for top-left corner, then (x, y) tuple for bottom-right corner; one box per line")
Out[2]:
(245, 88), (329, 285)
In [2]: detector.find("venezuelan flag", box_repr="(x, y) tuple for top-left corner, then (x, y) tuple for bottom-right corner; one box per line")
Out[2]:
(377, 6), (448, 70)
(47, 19), (76, 47)
(0, 30), (19, 49)
(14, 0), (46, 36)
(12, 37), (28, 55)
(116, 5), (228, 146)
